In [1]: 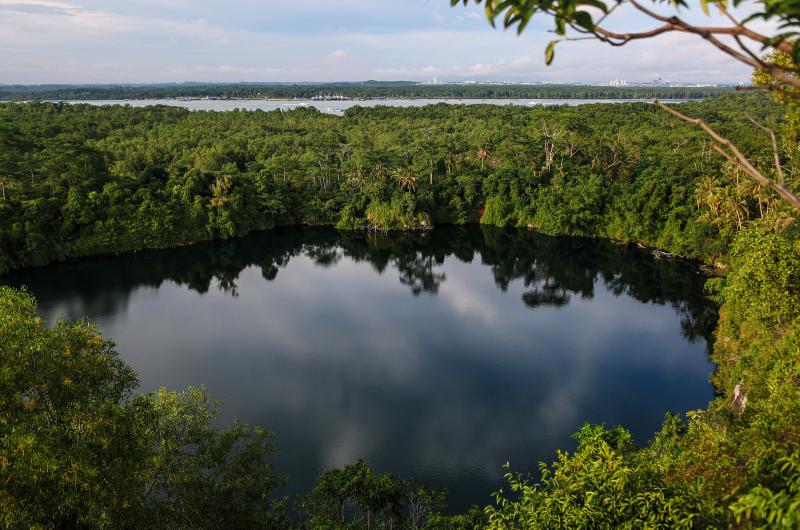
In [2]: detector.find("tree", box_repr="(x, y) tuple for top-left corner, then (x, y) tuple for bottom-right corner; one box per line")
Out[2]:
(298, 460), (445, 529)
(0, 287), (288, 528)
(137, 388), (288, 529)
(1, 287), (142, 528)
(393, 167), (419, 192)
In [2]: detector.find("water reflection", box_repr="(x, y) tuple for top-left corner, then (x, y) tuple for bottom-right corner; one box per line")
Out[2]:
(2, 225), (717, 511)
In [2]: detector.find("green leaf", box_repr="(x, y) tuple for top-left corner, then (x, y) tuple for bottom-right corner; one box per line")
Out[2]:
(576, 0), (610, 14)
(573, 11), (594, 31)
(545, 40), (558, 65)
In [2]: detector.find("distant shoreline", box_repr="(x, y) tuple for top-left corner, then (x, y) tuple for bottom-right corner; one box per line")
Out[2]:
(0, 83), (735, 103)
(7, 94), (716, 102)
(12, 97), (698, 116)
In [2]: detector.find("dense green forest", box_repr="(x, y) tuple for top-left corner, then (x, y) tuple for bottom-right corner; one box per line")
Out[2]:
(2, 91), (800, 528)
(0, 82), (733, 101)
(0, 94), (782, 275)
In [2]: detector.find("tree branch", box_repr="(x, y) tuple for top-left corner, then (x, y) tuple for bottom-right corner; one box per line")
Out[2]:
(579, 1), (800, 95)
(590, 23), (677, 46)
(653, 99), (800, 211)
(630, 0), (792, 56)
(745, 113), (786, 186)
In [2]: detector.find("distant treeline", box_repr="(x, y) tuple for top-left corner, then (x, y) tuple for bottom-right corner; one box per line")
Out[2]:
(0, 82), (733, 101)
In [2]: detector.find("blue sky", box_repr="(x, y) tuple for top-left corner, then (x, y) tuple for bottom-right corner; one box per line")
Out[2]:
(0, 0), (762, 84)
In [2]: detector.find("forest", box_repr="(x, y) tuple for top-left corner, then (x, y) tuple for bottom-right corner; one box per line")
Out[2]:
(2, 89), (800, 528)
(0, 94), (782, 275)
(0, 82), (734, 101)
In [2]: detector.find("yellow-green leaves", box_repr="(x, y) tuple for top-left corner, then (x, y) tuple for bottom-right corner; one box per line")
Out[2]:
(545, 39), (558, 64)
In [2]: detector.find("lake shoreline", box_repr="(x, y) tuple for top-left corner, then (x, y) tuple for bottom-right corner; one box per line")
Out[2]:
(0, 221), (708, 278)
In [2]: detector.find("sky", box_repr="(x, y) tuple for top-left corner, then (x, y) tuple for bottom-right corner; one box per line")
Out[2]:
(0, 0), (768, 84)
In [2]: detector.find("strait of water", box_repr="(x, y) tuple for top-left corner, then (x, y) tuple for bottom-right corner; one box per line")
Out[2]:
(3, 226), (717, 511)
(61, 97), (686, 114)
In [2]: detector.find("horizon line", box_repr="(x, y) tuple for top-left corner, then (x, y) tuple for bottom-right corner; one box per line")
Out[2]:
(0, 80), (745, 87)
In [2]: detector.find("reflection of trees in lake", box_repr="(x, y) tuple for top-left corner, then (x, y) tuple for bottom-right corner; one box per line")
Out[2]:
(397, 255), (447, 296)
(2, 225), (717, 346)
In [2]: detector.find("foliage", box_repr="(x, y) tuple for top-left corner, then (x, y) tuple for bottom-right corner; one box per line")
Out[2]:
(485, 423), (717, 529)
(299, 460), (446, 529)
(753, 49), (800, 103)
(0, 286), (141, 528)
(472, 56), (800, 529)
(0, 287), (288, 529)
(136, 388), (288, 529)
(0, 94), (785, 275)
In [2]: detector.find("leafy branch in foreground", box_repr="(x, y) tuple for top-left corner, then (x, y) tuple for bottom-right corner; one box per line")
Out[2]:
(452, 1), (800, 97)
(453, 0), (800, 213)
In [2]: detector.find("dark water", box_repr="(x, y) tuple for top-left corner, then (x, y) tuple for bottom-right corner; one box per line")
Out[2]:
(3, 226), (717, 511)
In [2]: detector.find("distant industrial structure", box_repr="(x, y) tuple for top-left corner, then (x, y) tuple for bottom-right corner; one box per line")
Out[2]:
(420, 76), (442, 85)
(405, 78), (733, 88)
(416, 79), (546, 86)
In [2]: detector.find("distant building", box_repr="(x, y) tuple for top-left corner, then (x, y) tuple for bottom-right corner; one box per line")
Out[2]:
(609, 79), (628, 87)
(419, 75), (443, 85)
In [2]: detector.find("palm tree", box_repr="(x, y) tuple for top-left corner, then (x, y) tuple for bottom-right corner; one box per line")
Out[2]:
(372, 162), (387, 181)
(477, 147), (490, 169)
(752, 184), (777, 218)
(393, 168), (417, 192)
(347, 164), (368, 190)
(695, 175), (723, 216)
(720, 194), (749, 230)
(445, 152), (455, 176)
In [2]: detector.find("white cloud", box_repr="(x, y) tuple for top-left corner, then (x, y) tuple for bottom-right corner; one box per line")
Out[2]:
(0, 0), (78, 10)
(0, 0), (768, 84)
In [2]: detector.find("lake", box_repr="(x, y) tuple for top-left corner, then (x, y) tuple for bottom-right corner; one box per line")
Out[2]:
(61, 97), (686, 114)
(2, 225), (717, 511)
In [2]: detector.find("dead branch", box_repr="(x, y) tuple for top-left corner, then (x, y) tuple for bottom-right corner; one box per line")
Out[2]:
(745, 113), (786, 186)
(653, 99), (800, 211)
